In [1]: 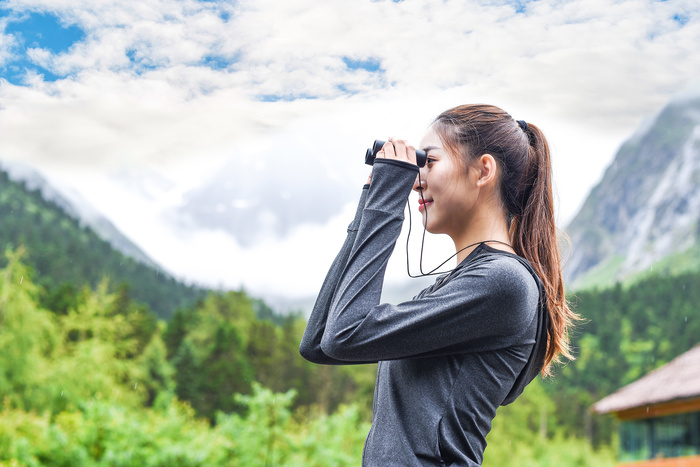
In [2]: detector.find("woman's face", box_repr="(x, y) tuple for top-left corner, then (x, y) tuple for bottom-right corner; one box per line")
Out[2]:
(413, 126), (480, 238)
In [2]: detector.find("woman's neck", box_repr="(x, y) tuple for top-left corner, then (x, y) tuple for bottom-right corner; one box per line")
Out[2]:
(452, 212), (513, 264)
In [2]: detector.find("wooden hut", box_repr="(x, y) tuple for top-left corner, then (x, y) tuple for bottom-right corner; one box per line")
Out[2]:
(593, 343), (700, 466)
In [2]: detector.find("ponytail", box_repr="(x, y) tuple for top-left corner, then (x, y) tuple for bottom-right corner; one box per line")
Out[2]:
(433, 105), (578, 376)
(510, 122), (577, 376)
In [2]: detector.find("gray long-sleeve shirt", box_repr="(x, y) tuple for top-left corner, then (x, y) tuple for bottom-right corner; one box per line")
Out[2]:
(300, 159), (548, 466)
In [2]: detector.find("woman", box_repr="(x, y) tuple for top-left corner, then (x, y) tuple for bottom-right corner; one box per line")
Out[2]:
(300, 104), (577, 466)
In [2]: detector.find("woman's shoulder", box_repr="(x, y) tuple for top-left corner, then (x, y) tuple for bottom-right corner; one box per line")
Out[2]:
(461, 245), (539, 298)
(441, 245), (540, 334)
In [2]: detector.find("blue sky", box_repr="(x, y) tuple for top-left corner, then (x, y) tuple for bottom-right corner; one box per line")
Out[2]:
(0, 0), (698, 296)
(1, 10), (84, 83)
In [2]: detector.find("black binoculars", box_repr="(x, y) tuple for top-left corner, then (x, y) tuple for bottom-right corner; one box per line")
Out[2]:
(365, 140), (427, 167)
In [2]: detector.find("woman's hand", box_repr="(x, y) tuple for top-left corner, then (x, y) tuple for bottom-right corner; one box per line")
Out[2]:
(367, 137), (418, 185)
(377, 137), (418, 165)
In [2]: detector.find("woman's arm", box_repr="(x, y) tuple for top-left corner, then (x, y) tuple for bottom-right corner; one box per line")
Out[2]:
(299, 184), (376, 364)
(300, 139), (420, 365)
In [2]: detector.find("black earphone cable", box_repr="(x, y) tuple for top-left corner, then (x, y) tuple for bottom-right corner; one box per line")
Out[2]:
(405, 170), (513, 278)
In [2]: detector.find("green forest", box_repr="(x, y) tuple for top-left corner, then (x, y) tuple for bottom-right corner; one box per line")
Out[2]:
(1, 169), (699, 466)
(0, 247), (620, 466)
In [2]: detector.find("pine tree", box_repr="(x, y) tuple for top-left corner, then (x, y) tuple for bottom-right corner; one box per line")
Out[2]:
(173, 340), (200, 406)
(198, 323), (253, 419)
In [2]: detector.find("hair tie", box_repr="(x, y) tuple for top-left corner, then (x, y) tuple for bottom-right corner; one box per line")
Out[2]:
(517, 120), (528, 133)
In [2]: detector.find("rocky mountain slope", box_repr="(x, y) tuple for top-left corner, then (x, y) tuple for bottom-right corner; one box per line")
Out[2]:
(565, 93), (700, 289)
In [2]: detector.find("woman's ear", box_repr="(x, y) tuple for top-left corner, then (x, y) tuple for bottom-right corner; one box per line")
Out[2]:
(475, 154), (498, 187)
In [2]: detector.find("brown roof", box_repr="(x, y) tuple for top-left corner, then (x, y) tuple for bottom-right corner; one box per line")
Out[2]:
(592, 343), (700, 414)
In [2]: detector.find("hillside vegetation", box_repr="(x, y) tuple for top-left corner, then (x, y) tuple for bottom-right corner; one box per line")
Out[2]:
(0, 169), (203, 319)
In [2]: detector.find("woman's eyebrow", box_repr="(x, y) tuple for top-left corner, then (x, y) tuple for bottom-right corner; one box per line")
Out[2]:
(422, 145), (441, 152)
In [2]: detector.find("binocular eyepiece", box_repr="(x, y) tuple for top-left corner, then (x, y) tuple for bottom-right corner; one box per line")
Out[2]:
(365, 140), (427, 168)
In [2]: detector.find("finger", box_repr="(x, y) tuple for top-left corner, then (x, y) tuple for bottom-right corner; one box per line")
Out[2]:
(389, 137), (407, 160)
(378, 141), (395, 159)
(389, 137), (417, 165)
(406, 144), (417, 165)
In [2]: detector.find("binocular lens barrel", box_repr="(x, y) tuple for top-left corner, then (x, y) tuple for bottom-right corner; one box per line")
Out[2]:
(365, 140), (427, 167)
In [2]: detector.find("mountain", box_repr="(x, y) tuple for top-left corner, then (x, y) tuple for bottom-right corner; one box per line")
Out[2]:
(0, 165), (205, 319)
(564, 92), (700, 290)
(0, 160), (162, 270)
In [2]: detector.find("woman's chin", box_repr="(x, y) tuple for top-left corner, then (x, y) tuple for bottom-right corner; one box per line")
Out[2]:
(423, 223), (441, 235)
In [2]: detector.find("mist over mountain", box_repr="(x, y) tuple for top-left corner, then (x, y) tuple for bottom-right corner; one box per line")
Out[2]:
(565, 92), (700, 289)
(175, 141), (358, 247)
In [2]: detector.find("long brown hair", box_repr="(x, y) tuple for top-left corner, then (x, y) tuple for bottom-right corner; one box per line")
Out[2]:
(433, 104), (577, 376)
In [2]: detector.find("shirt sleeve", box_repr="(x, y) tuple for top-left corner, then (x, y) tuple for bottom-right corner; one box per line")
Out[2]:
(318, 160), (538, 363)
(322, 255), (539, 362)
(299, 183), (374, 364)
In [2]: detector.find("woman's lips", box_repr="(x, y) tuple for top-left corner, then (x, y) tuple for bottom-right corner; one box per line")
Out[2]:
(418, 198), (432, 212)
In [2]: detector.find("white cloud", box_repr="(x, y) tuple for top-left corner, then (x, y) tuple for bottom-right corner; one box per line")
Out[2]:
(1, 0), (699, 297)
(4, 0), (697, 133)
(0, 27), (18, 67)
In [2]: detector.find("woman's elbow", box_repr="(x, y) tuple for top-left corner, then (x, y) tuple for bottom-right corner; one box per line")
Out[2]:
(300, 339), (347, 364)
(320, 334), (358, 361)
(299, 341), (324, 364)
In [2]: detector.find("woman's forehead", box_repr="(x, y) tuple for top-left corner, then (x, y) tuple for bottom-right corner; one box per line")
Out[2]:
(420, 126), (443, 150)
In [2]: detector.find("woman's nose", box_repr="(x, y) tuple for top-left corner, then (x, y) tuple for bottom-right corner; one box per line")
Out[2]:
(413, 173), (426, 192)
